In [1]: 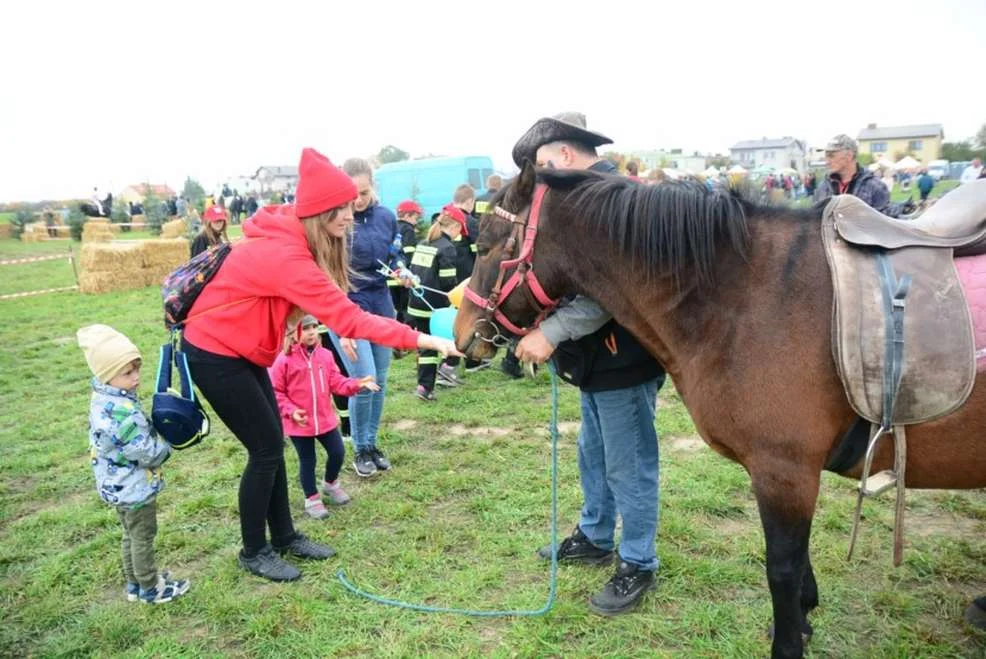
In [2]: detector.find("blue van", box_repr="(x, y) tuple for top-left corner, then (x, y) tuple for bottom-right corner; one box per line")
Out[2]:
(375, 156), (495, 220)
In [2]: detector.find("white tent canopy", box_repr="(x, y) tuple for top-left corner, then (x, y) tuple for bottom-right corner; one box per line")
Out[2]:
(894, 155), (921, 170)
(703, 166), (721, 177)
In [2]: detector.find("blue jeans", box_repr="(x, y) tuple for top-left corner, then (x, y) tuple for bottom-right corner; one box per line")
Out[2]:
(577, 379), (661, 571)
(326, 331), (391, 452)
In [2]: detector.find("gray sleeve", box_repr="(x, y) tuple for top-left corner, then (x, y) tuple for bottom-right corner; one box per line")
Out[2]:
(540, 295), (612, 347)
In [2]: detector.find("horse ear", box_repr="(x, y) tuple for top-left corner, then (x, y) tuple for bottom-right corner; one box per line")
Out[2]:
(515, 159), (537, 200)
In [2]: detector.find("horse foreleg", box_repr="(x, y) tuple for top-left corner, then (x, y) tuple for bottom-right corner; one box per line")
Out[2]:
(752, 467), (820, 659)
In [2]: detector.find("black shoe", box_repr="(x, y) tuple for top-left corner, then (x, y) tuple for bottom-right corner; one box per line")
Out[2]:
(274, 533), (335, 560)
(501, 357), (523, 380)
(588, 561), (655, 616)
(369, 447), (391, 470)
(238, 545), (301, 582)
(537, 526), (614, 565)
(353, 450), (377, 477)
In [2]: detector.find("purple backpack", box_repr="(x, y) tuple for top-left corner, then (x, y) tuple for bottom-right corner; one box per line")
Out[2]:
(161, 243), (232, 330)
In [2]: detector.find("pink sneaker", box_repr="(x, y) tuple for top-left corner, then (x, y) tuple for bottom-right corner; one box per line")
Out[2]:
(321, 480), (351, 505)
(304, 495), (329, 519)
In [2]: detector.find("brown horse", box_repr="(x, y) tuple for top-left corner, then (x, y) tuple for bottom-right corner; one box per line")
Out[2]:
(453, 162), (986, 659)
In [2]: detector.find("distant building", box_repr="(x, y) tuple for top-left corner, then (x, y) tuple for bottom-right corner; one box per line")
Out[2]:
(729, 137), (807, 172)
(253, 165), (299, 194)
(856, 123), (943, 163)
(118, 183), (177, 205)
(628, 149), (707, 173)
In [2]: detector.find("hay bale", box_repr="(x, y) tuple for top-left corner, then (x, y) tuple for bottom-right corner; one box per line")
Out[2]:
(160, 219), (186, 239)
(143, 264), (177, 288)
(141, 238), (188, 268)
(21, 222), (47, 242)
(79, 270), (145, 294)
(80, 242), (143, 271)
(82, 219), (115, 243)
(0, 224), (11, 239)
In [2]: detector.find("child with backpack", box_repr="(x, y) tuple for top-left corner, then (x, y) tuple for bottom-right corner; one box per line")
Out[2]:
(77, 324), (190, 604)
(407, 205), (468, 401)
(270, 315), (380, 519)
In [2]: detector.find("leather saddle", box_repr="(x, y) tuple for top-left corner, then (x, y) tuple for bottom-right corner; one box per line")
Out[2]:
(821, 179), (986, 426)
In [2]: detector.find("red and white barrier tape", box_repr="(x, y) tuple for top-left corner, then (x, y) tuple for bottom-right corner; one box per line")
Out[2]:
(0, 285), (79, 300)
(0, 253), (73, 266)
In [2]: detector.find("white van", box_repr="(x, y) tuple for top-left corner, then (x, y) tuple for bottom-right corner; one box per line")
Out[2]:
(927, 159), (950, 181)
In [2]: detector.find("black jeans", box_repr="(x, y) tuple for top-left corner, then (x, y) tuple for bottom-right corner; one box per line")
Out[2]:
(183, 339), (296, 555)
(289, 429), (345, 497)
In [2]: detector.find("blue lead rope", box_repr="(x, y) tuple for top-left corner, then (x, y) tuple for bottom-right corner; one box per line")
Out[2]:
(335, 366), (560, 617)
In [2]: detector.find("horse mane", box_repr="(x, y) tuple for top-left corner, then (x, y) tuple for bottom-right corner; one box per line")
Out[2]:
(540, 169), (823, 285)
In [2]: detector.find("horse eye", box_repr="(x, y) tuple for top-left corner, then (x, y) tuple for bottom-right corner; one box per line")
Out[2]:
(476, 246), (489, 257)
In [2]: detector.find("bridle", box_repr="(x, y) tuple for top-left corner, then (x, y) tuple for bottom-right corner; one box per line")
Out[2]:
(462, 183), (560, 342)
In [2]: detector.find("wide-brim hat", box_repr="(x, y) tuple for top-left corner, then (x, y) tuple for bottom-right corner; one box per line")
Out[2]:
(511, 112), (613, 168)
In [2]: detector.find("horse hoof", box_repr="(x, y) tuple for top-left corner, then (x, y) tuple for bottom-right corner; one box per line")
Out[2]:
(766, 623), (813, 643)
(964, 597), (986, 629)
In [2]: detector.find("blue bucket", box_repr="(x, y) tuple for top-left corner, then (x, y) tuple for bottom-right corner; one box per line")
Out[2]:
(429, 307), (457, 340)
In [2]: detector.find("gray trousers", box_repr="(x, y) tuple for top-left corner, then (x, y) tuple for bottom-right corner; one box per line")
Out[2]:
(116, 500), (158, 590)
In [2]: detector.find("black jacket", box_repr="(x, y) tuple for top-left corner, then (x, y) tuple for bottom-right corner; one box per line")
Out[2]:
(407, 235), (461, 316)
(550, 159), (666, 392)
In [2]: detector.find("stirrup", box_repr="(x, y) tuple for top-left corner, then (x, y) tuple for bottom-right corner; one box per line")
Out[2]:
(847, 424), (908, 566)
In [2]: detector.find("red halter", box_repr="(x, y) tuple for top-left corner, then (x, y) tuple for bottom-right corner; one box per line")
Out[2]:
(463, 183), (559, 336)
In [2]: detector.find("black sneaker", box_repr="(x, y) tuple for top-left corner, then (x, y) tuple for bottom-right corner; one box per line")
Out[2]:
(588, 561), (655, 616)
(274, 533), (335, 560)
(536, 526), (614, 565)
(370, 447), (391, 470)
(239, 545), (301, 582)
(353, 450), (377, 477)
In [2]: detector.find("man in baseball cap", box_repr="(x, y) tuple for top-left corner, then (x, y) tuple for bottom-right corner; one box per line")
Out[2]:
(815, 133), (912, 216)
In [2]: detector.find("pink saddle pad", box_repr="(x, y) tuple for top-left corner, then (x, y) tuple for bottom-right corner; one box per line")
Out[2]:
(955, 253), (986, 370)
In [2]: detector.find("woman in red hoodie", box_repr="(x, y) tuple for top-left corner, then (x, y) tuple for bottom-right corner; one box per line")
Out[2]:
(270, 315), (377, 519)
(181, 147), (458, 582)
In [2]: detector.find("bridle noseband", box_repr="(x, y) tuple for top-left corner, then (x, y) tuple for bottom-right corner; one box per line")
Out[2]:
(463, 183), (559, 339)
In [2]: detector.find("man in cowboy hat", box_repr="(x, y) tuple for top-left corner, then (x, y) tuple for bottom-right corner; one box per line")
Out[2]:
(512, 112), (666, 616)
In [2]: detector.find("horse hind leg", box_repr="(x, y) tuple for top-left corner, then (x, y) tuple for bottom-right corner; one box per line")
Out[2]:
(752, 466), (821, 659)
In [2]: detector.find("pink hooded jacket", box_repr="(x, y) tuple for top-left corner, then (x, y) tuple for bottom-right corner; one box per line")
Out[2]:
(269, 342), (362, 437)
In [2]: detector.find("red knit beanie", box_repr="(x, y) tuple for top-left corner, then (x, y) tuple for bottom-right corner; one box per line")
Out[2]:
(294, 148), (358, 218)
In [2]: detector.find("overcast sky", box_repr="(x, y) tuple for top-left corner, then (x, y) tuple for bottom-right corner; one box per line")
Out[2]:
(2, 0), (983, 202)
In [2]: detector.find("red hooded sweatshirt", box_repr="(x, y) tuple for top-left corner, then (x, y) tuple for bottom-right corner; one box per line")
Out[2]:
(269, 342), (360, 436)
(183, 205), (420, 366)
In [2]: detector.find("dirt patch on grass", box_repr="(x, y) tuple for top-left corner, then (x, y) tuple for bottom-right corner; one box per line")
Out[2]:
(447, 424), (512, 438)
(668, 435), (707, 452)
(391, 420), (418, 431)
(556, 421), (581, 435)
(908, 511), (984, 541)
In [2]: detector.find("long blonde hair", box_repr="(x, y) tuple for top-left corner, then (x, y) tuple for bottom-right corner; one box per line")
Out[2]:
(427, 213), (460, 242)
(300, 208), (351, 291)
(201, 219), (229, 247)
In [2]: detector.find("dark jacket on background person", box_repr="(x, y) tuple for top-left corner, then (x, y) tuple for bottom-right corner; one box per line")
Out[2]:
(549, 159), (665, 392)
(406, 235), (460, 320)
(349, 203), (399, 316)
(814, 164), (905, 217)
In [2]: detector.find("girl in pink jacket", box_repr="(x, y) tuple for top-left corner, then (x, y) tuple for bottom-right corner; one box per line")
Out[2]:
(270, 315), (379, 519)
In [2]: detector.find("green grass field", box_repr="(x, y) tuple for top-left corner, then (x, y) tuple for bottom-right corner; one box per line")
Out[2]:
(1, 240), (985, 657)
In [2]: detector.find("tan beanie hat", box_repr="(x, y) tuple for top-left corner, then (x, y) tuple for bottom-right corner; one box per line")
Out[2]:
(77, 324), (142, 384)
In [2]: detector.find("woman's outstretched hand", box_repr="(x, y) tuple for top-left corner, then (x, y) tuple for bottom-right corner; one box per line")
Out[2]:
(418, 334), (463, 358)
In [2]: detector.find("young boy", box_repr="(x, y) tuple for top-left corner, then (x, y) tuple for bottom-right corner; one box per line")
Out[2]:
(77, 324), (190, 604)
(391, 200), (422, 329)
